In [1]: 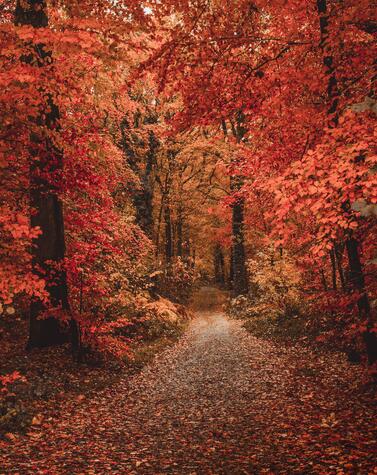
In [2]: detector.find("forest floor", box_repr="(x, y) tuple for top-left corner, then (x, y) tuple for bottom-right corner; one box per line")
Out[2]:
(1, 287), (376, 474)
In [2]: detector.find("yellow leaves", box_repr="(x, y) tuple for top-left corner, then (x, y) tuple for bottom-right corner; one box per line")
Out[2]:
(31, 414), (43, 426)
(247, 251), (303, 320)
(320, 412), (338, 428)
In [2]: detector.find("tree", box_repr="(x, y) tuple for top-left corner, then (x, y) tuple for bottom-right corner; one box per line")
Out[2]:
(1, 0), (152, 356)
(316, 0), (376, 364)
(15, 0), (71, 348)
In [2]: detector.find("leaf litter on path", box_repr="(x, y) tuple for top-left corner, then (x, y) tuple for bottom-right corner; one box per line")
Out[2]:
(1, 289), (376, 474)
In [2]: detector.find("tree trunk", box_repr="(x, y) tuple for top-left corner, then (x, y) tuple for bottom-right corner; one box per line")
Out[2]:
(330, 249), (337, 290)
(120, 119), (157, 237)
(316, 0), (339, 126)
(164, 202), (173, 264)
(226, 114), (248, 296)
(137, 131), (157, 236)
(229, 247), (234, 287)
(346, 238), (377, 364)
(320, 269), (328, 291)
(231, 187), (248, 296)
(334, 242), (347, 291)
(230, 111), (249, 297)
(176, 205), (183, 258)
(163, 149), (175, 267)
(214, 244), (225, 285)
(15, 0), (72, 349)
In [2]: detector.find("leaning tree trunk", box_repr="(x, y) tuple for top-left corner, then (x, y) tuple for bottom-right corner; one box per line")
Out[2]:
(15, 0), (74, 349)
(317, 0), (377, 364)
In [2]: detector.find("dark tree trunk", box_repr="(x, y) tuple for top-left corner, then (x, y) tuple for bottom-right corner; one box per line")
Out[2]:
(225, 113), (248, 296)
(320, 269), (328, 291)
(154, 191), (165, 259)
(317, 0), (376, 364)
(137, 131), (158, 236)
(346, 238), (377, 364)
(176, 205), (183, 258)
(164, 203), (173, 264)
(232, 123), (248, 295)
(229, 247), (234, 287)
(15, 0), (48, 28)
(15, 0), (72, 349)
(330, 249), (337, 290)
(120, 120), (157, 237)
(163, 149), (175, 267)
(334, 242), (347, 291)
(316, 0), (339, 126)
(231, 187), (248, 296)
(214, 244), (225, 285)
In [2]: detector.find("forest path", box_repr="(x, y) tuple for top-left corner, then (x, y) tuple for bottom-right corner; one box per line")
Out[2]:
(1, 287), (375, 474)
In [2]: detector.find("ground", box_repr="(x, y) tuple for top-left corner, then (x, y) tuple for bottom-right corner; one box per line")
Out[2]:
(0, 287), (376, 474)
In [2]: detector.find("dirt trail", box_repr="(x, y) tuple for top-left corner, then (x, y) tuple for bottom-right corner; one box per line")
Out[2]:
(1, 287), (375, 474)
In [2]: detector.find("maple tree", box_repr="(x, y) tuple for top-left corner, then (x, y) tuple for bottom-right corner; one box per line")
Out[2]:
(1, 0), (153, 353)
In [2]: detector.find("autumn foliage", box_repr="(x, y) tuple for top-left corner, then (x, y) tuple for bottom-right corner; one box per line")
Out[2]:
(0, 2), (377, 473)
(143, 0), (377, 368)
(0, 0), (376, 389)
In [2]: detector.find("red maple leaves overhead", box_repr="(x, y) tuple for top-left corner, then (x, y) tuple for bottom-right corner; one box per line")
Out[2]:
(0, 3), (377, 471)
(0, 0), (376, 363)
(145, 0), (377, 363)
